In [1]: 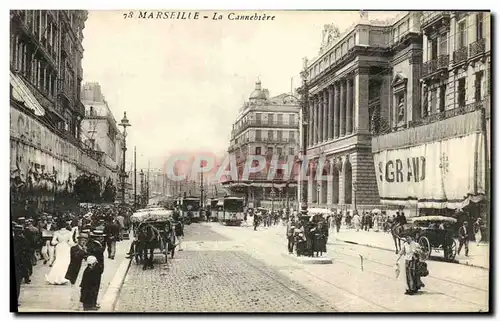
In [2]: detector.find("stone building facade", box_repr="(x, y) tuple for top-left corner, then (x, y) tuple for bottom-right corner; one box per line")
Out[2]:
(303, 12), (423, 213)
(223, 80), (300, 209)
(81, 82), (124, 184)
(371, 11), (491, 217)
(9, 10), (113, 214)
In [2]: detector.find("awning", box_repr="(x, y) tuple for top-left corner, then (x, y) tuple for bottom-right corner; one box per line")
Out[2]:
(10, 71), (45, 116)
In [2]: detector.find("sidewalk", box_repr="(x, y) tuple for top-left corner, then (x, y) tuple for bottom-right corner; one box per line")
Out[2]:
(332, 228), (489, 269)
(17, 239), (132, 312)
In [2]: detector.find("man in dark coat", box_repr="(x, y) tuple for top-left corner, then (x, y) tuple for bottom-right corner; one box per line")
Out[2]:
(103, 218), (120, 260)
(65, 233), (88, 285)
(13, 223), (30, 304)
(86, 231), (105, 309)
(80, 256), (101, 311)
(23, 219), (40, 279)
(457, 221), (469, 257)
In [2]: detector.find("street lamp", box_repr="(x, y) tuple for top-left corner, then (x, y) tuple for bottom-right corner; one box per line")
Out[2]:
(139, 169), (144, 207)
(353, 180), (358, 213)
(119, 112), (131, 204)
(280, 58), (309, 221)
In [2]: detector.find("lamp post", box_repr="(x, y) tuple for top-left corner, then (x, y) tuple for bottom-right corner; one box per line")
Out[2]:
(118, 112), (131, 205)
(353, 180), (358, 213)
(280, 59), (309, 220)
(139, 169), (144, 207)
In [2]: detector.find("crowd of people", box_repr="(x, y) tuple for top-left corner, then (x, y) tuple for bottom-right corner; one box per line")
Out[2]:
(12, 204), (132, 310)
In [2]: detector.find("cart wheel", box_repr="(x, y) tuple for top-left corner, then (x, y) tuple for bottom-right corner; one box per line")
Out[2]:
(418, 236), (431, 261)
(444, 239), (457, 261)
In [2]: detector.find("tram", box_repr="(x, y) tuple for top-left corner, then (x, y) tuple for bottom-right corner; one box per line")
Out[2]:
(220, 196), (245, 226)
(181, 196), (201, 223)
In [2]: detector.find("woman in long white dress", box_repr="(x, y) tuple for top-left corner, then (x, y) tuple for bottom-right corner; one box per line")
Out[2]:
(45, 222), (75, 285)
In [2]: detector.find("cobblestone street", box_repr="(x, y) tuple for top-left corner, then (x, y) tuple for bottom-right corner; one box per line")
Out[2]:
(115, 224), (335, 312)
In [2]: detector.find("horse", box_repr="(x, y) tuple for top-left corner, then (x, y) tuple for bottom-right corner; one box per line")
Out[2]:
(136, 223), (163, 270)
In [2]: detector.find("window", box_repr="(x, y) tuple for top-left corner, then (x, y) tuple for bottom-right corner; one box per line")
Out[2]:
(255, 113), (262, 124)
(439, 33), (448, 56)
(277, 114), (283, 125)
(277, 131), (283, 141)
(268, 130), (274, 140)
(288, 114), (294, 125)
(430, 37), (438, 60)
(475, 71), (483, 102)
(458, 78), (466, 107)
(255, 129), (261, 140)
(430, 89), (437, 115)
(476, 13), (484, 40)
(458, 21), (467, 48)
(439, 85), (446, 112)
(277, 147), (283, 155)
(267, 147), (274, 155)
(268, 113), (274, 125)
(289, 147), (295, 156)
(289, 131), (295, 141)
(255, 147), (261, 155)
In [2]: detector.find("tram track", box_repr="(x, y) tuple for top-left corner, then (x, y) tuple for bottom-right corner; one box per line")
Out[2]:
(232, 226), (488, 311)
(232, 250), (337, 312)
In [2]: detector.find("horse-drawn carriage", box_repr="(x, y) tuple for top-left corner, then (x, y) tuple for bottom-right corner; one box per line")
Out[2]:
(394, 215), (458, 262)
(130, 208), (179, 269)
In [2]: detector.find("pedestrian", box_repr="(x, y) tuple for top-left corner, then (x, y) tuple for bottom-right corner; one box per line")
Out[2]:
(116, 213), (125, 240)
(457, 221), (469, 257)
(65, 233), (89, 285)
(13, 223), (30, 304)
(353, 212), (361, 232)
(23, 218), (40, 273)
(103, 218), (120, 260)
(80, 256), (101, 311)
(86, 231), (105, 309)
(474, 217), (483, 246)
(286, 219), (295, 254)
(395, 236), (425, 295)
(174, 219), (184, 251)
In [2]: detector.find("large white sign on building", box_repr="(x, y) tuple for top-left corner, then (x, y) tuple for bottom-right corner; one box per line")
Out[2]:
(373, 132), (486, 209)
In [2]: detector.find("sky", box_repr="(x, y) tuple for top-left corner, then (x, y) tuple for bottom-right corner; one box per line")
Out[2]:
(81, 10), (402, 170)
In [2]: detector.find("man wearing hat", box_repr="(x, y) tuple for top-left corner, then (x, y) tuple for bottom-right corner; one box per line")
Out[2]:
(65, 233), (89, 285)
(13, 223), (31, 303)
(86, 231), (105, 309)
(24, 218), (41, 268)
(458, 221), (469, 257)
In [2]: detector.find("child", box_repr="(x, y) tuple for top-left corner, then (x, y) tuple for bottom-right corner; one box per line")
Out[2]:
(80, 256), (100, 311)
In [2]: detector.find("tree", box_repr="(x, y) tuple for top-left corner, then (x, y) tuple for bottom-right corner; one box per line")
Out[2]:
(102, 178), (117, 203)
(73, 174), (102, 203)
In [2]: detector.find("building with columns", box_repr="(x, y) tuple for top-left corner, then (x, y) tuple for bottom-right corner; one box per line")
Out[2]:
(303, 12), (424, 213)
(372, 11), (490, 219)
(223, 80), (300, 209)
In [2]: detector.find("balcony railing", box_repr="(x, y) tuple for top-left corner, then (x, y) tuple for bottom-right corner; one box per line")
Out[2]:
(255, 137), (296, 144)
(421, 11), (451, 31)
(76, 101), (85, 116)
(408, 100), (484, 128)
(232, 119), (299, 136)
(422, 55), (450, 77)
(469, 38), (486, 57)
(452, 46), (468, 65)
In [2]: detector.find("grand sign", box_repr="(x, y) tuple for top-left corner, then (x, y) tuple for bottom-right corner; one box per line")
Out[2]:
(373, 132), (486, 209)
